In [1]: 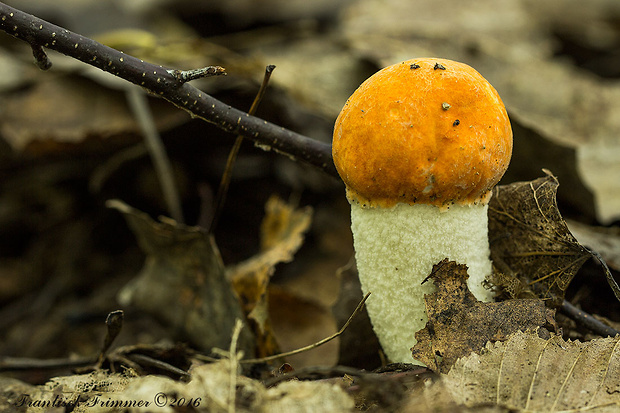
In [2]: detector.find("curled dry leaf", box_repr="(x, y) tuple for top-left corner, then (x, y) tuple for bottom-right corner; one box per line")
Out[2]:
(411, 259), (554, 374)
(107, 199), (254, 356)
(406, 330), (620, 412)
(228, 195), (313, 359)
(488, 172), (592, 307)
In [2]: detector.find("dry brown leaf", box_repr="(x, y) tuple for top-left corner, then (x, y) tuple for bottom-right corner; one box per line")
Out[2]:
(107, 199), (254, 356)
(411, 259), (554, 374)
(406, 330), (620, 412)
(259, 195), (313, 251)
(489, 172), (591, 307)
(0, 76), (183, 155)
(229, 195), (313, 281)
(228, 195), (313, 359)
(268, 286), (339, 368)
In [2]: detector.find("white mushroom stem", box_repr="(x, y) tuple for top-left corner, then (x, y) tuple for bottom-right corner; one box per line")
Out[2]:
(350, 201), (495, 364)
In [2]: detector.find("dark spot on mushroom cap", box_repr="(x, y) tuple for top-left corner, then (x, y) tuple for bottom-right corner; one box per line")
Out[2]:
(410, 63), (420, 69)
(434, 63), (446, 70)
(453, 119), (460, 126)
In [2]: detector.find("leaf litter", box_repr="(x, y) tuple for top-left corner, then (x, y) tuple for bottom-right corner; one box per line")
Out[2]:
(3, 0), (620, 411)
(405, 330), (620, 412)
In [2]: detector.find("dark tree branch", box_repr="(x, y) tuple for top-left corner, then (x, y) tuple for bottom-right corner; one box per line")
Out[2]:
(0, 3), (337, 177)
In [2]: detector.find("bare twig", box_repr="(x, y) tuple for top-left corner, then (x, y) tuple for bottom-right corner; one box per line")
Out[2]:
(126, 353), (190, 380)
(560, 300), (620, 337)
(209, 65), (276, 233)
(0, 3), (336, 176)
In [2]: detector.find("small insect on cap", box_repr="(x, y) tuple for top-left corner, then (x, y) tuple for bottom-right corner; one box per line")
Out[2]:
(332, 58), (513, 208)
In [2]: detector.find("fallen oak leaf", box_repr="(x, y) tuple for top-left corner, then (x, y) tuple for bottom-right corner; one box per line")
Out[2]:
(411, 259), (555, 373)
(489, 171), (591, 307)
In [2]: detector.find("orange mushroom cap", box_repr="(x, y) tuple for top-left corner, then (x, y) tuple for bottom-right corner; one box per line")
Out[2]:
(332, 58), (513, 208)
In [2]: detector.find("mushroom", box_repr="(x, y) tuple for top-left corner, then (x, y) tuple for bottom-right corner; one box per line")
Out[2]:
(332, 58), (513, 363)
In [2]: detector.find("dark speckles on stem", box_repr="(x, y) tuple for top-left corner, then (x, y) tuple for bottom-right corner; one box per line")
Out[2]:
(434, 63), (446, 70)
